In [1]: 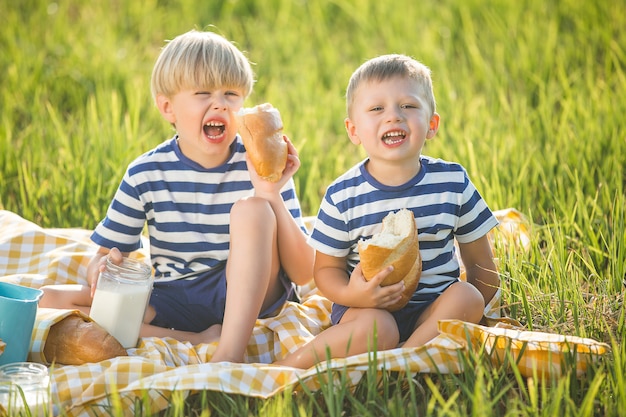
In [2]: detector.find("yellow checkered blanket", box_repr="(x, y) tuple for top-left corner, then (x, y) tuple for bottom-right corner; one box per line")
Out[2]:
(0, 210), (608, 416)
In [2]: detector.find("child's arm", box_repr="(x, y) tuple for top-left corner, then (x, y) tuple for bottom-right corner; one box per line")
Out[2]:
(248, 136), (314, 285)
(314, 251), (405, 310)
(272, 203), (315, 286)
(458, 235), (499, 304)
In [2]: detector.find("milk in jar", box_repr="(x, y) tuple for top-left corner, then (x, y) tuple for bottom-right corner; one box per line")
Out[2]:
(89, 257), (153, 348)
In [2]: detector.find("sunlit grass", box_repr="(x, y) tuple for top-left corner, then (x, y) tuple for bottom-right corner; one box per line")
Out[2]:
(1, 0), (624, 415)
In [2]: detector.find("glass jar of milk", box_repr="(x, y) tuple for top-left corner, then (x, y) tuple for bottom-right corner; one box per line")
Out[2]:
(0, 362), (51, 416)
(89, 257), (153, 348)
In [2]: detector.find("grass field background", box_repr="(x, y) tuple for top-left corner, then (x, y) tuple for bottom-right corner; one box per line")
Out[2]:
(1, 0), (625, 415)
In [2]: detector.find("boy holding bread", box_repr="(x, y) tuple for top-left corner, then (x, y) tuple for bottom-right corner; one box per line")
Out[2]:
(275, 54), (499, 369)
(40, 29), (314, 363)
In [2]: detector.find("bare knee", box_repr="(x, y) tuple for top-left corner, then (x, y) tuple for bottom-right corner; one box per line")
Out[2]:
(230, 197), (274, 224)
(343, 309), (400, 350)
(228, 196), (278, 260)
(448, 281), (485, 323)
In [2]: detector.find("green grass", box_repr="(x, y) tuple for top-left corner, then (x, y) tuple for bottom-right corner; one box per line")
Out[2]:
(1, 0), (625, 415)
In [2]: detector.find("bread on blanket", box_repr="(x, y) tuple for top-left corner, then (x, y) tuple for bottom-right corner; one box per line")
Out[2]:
(44, 314), (127, 365)
(358, 209), (422, 312)
(236, 103), (287, 182)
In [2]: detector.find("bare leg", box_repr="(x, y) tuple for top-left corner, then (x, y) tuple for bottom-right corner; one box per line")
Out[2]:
(210, 197), (283, 363)
(403, 281), (484, 347)
(274, 307), (399, 369)
(39, 284), (92, 316)
(138, 322), (222, 345)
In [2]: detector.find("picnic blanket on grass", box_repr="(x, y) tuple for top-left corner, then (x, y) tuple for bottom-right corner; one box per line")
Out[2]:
(0, 209), (609, 416)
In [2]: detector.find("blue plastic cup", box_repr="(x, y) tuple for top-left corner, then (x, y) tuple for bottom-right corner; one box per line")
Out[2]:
(0, 282), (43, 365)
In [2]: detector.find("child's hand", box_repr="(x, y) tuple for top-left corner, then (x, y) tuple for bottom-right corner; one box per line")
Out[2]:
(248, 135), (300, 198)
(347, 264), (405, 309)
(89, 248), (124, 297)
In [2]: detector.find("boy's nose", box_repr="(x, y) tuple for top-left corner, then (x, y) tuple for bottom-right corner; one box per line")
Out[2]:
(387, 108), (403, 122)
(212, 97), (228, 110)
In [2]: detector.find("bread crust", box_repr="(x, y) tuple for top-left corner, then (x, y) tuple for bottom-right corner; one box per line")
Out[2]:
(43, 315), (127, 365)
(236, 103), (288, 182)
(387, 252), (422, 312)
(358, 209), (422, 311)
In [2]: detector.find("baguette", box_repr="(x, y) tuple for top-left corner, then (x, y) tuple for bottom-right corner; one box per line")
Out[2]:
(43, 314), (127, 365)
(236, 103), (288, 182)
(358, 209), (422, 312)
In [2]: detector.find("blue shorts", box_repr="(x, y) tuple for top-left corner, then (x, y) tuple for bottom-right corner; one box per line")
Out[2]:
(149, 263), (298, 332)
(330, 280), (456, 343)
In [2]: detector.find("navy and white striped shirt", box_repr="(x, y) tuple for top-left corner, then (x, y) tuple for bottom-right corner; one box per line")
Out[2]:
(92, 135), (306, 282)
(309, 156), (498, 299)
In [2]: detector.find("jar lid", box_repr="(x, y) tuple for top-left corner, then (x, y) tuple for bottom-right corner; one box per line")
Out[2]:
(0, 362), (48, 385)
(104, 257), (152, 283)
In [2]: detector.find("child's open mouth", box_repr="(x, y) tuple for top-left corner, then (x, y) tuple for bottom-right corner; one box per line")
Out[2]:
(203, 121), (226, 139)
(382, 130), (406, 145)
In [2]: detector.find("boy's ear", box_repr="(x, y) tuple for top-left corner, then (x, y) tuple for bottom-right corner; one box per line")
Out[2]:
(426, 113), (440, 139)
(156, 94), (176, 124)
(345, 117), (361, 145)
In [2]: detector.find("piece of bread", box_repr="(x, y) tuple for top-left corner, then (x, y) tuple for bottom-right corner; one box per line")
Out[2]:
(358, 209), (422, 312)
(43, 314), (127, 365)
(236, 103), (288, 182)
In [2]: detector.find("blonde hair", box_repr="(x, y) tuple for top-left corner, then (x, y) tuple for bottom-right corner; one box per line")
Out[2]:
(346, 54), (436, 117)
(150, 30), (254, 101)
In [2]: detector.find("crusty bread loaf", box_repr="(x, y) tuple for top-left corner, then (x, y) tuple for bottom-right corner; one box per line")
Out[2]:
(43, 314), (127, 365)
(236, 103), (288, 182)
(358, 209), (422, 312)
